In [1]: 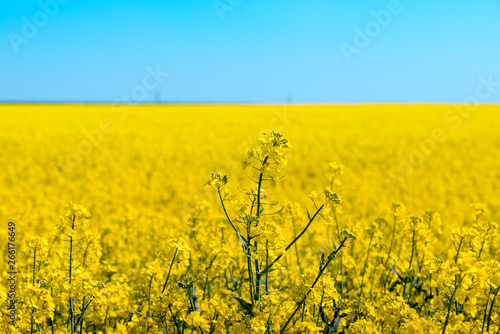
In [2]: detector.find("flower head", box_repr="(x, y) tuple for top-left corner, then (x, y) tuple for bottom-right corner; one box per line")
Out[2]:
(205, 173), (228, 190)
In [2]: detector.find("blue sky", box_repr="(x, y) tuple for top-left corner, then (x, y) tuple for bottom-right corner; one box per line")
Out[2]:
(1, 0), (499, 103)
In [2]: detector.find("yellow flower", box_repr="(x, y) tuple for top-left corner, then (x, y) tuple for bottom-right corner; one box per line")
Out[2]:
(205, 173), (228, 189)
(308, 190), (318, 200)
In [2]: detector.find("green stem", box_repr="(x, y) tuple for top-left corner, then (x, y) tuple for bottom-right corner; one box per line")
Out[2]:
(162, 249), (178, 294)
(333, 211), (344, 295)
(315, 290), (325, 327)
(292, 219), (305, 282)
(333, 211), (341, 242)
(168, 305), (182, 334)
(265, 241), (270, 294)
(69, 215), (75, 334)
(32, 248), (37, 285)
(442, 275), (464, 334)
(261, 204), (324, 276)
(247, 223), (256, 306)
(256, 156), (268, 217)
(403, 228), (417, 299)
(217, 189), (248, 246)
(148, 274), (155, 317)
(481, 300), (489, 334)
(360, 232), (373, 297)
(79, 296), (86, 333)
(408, 229), (416, 269)
(31, 247), (37, 334)
(280, 240), (346, 333)
(381, 215), (398, 291)
(254, 156), (268, 304)
(477, 226), (489, 259)
(384, 215), (397, 268)
(454, 237), (463, 264)
(487, 286), (500, 332)
(254, 242), (261, 304)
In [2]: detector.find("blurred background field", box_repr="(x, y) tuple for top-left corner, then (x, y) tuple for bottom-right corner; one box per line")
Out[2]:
(2, 104), (500, 333)
(1, 103), (499, 238)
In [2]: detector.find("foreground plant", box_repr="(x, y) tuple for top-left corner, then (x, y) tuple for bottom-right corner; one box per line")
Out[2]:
(205, 132), (357, 332)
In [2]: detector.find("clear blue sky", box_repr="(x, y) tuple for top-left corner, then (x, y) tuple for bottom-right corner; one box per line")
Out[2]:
(1, 0), (499, 103)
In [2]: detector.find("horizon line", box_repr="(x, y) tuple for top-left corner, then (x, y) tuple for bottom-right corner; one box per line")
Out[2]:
(1, 101), (500, 106)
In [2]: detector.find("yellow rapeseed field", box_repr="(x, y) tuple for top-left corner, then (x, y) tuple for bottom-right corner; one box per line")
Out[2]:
(1, 104), (499, 333)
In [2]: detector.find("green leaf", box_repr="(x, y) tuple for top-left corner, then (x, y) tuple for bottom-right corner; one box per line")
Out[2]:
(234, 296), (254, 316)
